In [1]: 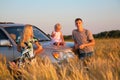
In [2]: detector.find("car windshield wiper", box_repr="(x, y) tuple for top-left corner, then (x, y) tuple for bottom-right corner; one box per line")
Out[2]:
(39, 39), (50, 42)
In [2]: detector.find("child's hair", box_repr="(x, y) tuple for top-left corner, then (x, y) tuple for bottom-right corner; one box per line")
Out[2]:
(20, 24), (34, 47)
(54, 23), (61, 30)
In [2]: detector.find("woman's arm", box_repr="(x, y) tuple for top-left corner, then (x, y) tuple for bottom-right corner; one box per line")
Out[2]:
(17, 44), (21, 52)
(34, 41), (43, 55)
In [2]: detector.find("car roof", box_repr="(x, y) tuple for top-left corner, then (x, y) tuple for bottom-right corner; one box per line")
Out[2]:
(0, 22), (26, 28)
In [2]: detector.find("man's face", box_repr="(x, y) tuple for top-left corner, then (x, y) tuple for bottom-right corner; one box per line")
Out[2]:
(75, 20), (82, 28)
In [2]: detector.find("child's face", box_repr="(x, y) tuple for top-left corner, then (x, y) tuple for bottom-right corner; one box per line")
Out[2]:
(55, 26), (61, 32)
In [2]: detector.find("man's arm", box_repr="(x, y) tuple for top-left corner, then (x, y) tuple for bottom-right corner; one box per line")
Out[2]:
(79, 39), (95, 49)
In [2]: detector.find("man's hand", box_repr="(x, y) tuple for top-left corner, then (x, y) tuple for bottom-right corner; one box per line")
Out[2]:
(79, 44), (86, 49)
(74, 44), (79, 49)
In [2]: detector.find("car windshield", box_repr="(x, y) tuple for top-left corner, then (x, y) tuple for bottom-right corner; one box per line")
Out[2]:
(4, 26), (51, 43)
(33, 26), (51, 41)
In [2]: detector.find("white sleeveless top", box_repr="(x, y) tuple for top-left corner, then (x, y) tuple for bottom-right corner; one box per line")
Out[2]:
(52, 31), (62, 42)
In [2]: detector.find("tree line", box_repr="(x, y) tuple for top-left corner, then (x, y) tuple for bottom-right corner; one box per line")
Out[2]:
(93, 30), (120, 38)
(64, 30), (120, 40)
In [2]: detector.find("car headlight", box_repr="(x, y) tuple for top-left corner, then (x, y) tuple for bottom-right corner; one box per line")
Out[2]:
(52, 51), (64, 60)
(52, 51), (74, 60)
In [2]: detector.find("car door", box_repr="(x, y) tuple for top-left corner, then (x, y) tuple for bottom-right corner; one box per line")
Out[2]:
(0, 29), (14, 61)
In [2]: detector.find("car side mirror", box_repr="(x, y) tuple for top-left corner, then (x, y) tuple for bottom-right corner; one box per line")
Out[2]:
(0, 40), (12, 47)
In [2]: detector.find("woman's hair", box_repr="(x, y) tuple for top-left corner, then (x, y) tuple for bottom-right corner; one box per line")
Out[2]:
(20, 24), (33, 47)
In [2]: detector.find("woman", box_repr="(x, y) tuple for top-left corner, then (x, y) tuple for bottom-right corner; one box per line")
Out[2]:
(9, 24), (43, 67)
(17, 24), (43, 58)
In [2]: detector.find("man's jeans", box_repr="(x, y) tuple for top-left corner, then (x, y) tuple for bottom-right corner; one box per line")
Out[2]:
(79, 51), (93, 59)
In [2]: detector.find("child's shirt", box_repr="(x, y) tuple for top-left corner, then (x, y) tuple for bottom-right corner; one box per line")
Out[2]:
(52, 31), (62, 43)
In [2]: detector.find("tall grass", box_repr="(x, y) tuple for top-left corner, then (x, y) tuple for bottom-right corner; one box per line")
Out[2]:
(0, 39), (120, 80)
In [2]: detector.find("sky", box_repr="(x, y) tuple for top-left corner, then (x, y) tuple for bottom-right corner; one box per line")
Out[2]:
(0, 0), (120, 35)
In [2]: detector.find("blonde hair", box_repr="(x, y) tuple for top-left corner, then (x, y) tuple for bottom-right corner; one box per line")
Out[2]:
(20, 24), (34, 47)
(54, 23), (61, 30)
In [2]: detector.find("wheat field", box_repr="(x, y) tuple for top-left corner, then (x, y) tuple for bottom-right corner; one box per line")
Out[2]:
(0, 39), (120, 80)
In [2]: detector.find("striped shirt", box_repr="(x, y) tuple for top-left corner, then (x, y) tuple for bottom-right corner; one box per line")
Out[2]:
(72, 29), (94, 53)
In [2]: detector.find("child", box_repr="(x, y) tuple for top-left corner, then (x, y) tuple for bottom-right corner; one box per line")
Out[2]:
(51, 23), (65, 46)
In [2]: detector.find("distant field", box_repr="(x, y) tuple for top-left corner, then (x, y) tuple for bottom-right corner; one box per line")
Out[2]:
(0, 39), (120, 80)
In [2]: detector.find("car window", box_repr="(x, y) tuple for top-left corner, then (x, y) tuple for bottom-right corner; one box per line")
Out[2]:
(0, 29), (9, 40)
(4, 26), (24, 42)
(33, 26), (51, 41)
(4, 26), (51, 42)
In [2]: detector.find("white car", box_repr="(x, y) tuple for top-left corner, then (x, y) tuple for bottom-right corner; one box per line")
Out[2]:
(0, 22), (74, 64)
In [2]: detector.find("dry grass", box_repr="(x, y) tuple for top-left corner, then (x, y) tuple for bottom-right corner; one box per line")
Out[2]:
(0, 38), (120, 80)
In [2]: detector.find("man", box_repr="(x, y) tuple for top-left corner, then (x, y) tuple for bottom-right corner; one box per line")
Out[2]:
(72, 18), (95, 59)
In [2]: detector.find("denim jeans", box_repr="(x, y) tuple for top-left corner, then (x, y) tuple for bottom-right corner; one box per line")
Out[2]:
(79, 52), (93, 59)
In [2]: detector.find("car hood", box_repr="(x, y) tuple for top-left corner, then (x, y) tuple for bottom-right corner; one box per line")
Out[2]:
(40, 41), (74, 50)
